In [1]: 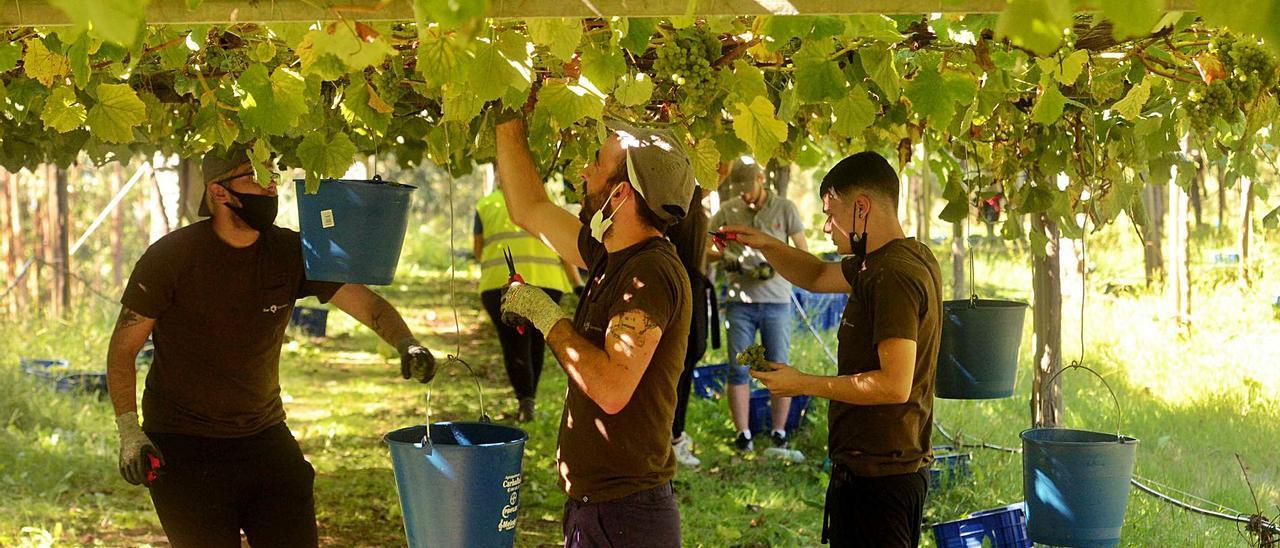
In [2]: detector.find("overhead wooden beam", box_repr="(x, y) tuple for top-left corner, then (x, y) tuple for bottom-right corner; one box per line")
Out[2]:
(0, 0), (1199, 26)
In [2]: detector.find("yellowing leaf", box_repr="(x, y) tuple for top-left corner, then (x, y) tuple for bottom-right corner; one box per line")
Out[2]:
(87, 83), (145, 143)
(40, 86), (87, 133)
(534, 80), (604, 128)
(527, 19), (582, 61)
(831, 87), (877, 138)
(731, 96), (787, 162)
(23, 39), (70, 87)
(690, 138), (721, 190)
(1113, 77), (1152, 121)
(296, 23), (397, 80)
(614, 73), (655, 107)
(1031, 83), (1067, 125)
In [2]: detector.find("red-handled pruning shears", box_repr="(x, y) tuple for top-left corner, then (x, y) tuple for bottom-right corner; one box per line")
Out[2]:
(144, 449), (163, 485)
(504, 247), (527, 335)
(709, 230), (737, 251)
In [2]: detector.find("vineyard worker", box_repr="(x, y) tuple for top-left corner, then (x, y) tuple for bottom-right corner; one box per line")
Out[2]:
(105, 146), (438, 548)
(495, 113), (694, 548)
(473, 186), (582, 422)
(707, 158), (808, 452)
(724, 151), (941, 548)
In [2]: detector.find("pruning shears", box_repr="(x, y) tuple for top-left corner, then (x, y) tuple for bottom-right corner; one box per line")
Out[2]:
(144, 448), (163, 485)
(504, 247), (527, 335)
(709, 230), (737, 251)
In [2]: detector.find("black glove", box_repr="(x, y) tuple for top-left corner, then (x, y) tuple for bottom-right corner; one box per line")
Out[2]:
(397, 339), (437, 384)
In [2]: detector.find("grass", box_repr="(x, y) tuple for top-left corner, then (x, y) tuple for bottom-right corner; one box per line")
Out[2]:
(1, 218), (1278, 547)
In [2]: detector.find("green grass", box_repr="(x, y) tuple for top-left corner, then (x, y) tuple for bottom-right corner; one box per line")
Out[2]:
(2, 222), (1278, 547)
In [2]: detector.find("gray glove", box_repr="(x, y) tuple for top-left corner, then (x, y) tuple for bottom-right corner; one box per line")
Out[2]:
(397, 338), (437, 384)
(501, 283), (569, 335)
(115, 411), (163, 486)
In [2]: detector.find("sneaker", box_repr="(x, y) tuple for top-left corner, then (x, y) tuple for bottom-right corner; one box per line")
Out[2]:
(672, 435), (701, 467)
(734, 432), (754, 452)
(771, 430), (789, 449)
(517, 398), (536, 423)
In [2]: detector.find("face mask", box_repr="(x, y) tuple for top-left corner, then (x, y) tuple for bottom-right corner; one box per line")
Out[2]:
(850, 209), (869, 258)
(587, 183), (628, 242)
(222, 186), (278, 232)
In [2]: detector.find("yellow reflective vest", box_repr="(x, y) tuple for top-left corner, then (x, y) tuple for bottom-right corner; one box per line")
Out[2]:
(475, 191), (572, 294)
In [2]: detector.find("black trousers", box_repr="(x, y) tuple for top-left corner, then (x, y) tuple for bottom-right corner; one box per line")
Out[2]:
(563, 483), (681, 548)
(481, 288), (563, 400)
(823, 466), (929, 548)
(147, 423), (318, 548)
(671, 349), (700, 439)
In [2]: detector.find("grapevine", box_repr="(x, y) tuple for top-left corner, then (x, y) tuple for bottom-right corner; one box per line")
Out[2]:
(652, 25), (723, 115)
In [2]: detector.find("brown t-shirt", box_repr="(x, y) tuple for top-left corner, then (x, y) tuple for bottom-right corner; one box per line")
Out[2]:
(557, 226), (691, 502)
(830, 238), (942, 477)
(121, 220), (343, 438)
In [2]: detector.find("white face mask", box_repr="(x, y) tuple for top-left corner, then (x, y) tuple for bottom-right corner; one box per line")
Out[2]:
(589, 183), (629, 242)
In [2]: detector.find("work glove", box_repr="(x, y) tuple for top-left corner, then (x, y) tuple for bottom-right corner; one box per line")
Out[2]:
(501, 283), (569, 335)
(397, 338), (437, 384)
(115, 411), (163, 486)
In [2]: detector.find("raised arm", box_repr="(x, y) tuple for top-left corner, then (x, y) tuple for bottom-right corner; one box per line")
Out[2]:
(721, 224), (849, 293)
(495, 118), (586, 269)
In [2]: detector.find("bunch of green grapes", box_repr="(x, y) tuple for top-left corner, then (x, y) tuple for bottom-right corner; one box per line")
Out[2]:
(653, 26), (723, 113)
(1187, 79), (1238, 132)
(736, 344), (774, 372)
(1226, 41), (1279, 102)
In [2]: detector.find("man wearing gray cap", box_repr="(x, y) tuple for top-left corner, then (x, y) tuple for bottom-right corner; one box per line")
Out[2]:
(105, 145), (437, 547)
(495, 113), (695, 547)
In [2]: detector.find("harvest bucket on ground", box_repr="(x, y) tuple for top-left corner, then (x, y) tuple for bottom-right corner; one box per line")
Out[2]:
(385, 422), (528, 548)
(936, 299), (1028, 399)
(296, 177), (415, 285)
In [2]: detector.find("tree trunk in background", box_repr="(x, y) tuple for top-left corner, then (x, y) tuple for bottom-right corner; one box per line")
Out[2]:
(951, 221), (966, 300)
(1140, 183), (1166, 287)
(8, 172), (27, 312)
(0, 171), (11, 316)
(1031, 212), (1063, 428)
(110, 164), (125, 288)
(1188, 174), (1203, 229)
(1239, 176), (1254, 285)
(1168, 181), (1192, 330)
(766, 159), (790, 198)
(1217, 168), (1227, 232)
(47, 164), (70, 317)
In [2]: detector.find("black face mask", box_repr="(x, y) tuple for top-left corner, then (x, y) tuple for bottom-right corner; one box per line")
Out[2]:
(850, 209), (869, 258)
(222, 186), (278, 232)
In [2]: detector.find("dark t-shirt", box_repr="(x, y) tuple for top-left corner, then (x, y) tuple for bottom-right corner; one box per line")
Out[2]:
(121, 220), (343, 438)
(830, 238), (942, 477)
(557, 226), (691, 502)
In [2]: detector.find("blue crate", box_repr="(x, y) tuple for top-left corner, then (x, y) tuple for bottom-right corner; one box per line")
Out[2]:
(691, 363), (728, 399)
(20, 357), (108, 398)
(792, 287), (847, 331)
(290, 306), (329, 337)
(932, 503), (1030, 548)
(747, 388), (810, 434)
(929, 447), (973, 490)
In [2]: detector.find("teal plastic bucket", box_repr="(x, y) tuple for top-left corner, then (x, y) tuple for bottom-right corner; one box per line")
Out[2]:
(936, 299), (1028, 399)
(296, 177), (415, 285)
(1021, 428), (1138, 547)
(385, 422), (528, 548)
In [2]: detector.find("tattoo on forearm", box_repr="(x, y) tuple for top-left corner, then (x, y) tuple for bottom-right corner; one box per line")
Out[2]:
(115, 307), (145, 330)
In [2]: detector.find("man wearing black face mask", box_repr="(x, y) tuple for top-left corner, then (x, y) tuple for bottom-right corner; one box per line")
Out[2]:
(105, 146), (437, 547)
(721, 151), (942, 548)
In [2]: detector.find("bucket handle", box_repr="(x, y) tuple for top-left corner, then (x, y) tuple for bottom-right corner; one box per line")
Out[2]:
(1040, 363), (1126, 441)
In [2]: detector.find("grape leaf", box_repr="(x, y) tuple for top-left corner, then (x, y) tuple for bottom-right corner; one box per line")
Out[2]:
(249, 139), (276, 189)
(67, 35), (92, 89)
(341, 74), (392, 134)
(47, 0), (146, 47)
(1031, 83), (1067, 125)
(995, 0), (1073, 56)
(794, 38), (846, 103)
(40, 86), (87, 133)
(724, 62), (767, 106)
(843, 15), (904, 43)
(86, 83), (145, 143)
(296, 23), (396, 81)
(416, 26), (464, 88)
(535, 80), (604, 128)
(620, 18), (658, 56)
(23, 39), (70, 87)
(860, 45), (900, 101)
(1056, 50), (1089, 85)
(614, 73), (655, 107)
(237, 64), (307, 136)
(298, 131), (356, 179)
(690, 138), (721, 190)
(0, 42), (22, 72)
(412, 0), (489, 30)
(442, 84), (484, 122)
(1100, 0), (1165, 39)
(580, 42), (626, 92)
(731, 96), (787, 162)
(466, 38), (527, 102)
(904, 61), (976, 125)
(193, 104), (238, 150)
(758, 16), (845, 52)
(527, 19), (582, 61)
(831, 87), (877, 138)
(1113, 77), (1152, 122)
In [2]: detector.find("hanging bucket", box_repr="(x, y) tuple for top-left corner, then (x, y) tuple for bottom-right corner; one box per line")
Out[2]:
(296, 177), (415, 285)
(936, 299), (1028, 399)
(1021, 366), (1138, 547)
(385, 422), (528, 548)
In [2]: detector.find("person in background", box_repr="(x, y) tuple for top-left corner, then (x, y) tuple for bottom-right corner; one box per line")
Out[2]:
(665, 186), (718, 467)
(708, 159), (808, 452)
(106, 147), (437, 547)
(474, 186), (583, 422)
(727, 151), (942, 547)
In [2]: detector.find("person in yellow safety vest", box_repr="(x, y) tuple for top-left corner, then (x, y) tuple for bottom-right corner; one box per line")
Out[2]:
(475, 188), (583, 422)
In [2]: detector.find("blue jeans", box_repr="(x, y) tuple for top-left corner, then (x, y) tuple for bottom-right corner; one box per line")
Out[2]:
(725, 302), (793, 385)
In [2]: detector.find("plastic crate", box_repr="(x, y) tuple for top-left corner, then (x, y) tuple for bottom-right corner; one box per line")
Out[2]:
(931, 503), (1031, 548)
(290, 306), (329, 338)
(747, 388), (810, 434)
(691, 363), (728, 399)
(20, 357), (108, 398)
(792, 287), (848, 331)
(929, 447), (973, 490)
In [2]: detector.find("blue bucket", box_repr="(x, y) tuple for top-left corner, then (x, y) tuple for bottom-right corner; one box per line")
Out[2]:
(747, 388), (810, 434)
(385, 422), (528, 548)
(296, 177), (415, 285)
(936, 299), (1027, 399)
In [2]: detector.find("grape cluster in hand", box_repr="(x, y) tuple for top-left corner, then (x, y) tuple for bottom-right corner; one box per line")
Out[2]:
(653, 26), (724, 114)
(737, 344), (774, 372)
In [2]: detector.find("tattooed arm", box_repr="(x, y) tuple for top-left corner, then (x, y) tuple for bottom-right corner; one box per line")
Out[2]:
(328, 284), (416, 349)
(106, 306), (156, 417)
(545, 309), (665, 415)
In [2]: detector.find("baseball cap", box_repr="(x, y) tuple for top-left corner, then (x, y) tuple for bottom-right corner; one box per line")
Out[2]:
(606, 120), (696, 228)
(197, 146), (251, 216)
